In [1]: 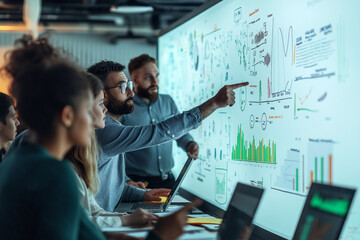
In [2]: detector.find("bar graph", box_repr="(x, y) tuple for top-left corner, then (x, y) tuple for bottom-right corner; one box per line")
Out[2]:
(231, 125), (277, 164)
(309, 155), (333, 185)
(307, 139), (333, 189)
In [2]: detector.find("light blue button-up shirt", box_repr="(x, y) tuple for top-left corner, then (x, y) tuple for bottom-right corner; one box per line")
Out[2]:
(95, 107), (202, 211)
(121, 94), (194, 177)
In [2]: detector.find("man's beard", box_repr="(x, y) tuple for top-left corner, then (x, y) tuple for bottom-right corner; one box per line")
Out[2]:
(106, 93), (134, 115)
(137, 85), (159, 102)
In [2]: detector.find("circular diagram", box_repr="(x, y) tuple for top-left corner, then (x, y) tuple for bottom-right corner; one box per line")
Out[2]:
(261, 112), (267, 130)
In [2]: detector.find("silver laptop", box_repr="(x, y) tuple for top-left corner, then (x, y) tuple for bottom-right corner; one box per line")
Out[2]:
(115, 157), (193, 213)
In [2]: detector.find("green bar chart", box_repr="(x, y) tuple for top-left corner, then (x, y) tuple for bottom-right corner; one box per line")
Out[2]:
(231, 125), (277, 164)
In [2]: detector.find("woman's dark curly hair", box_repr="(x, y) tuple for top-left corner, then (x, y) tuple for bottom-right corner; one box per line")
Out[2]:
(1, 35), (90, 139)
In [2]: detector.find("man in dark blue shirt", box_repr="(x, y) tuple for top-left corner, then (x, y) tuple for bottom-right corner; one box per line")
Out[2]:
(121, 54), (199, 188)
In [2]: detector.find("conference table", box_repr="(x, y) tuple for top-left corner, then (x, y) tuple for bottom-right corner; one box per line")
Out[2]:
(102, 195), (219, 240)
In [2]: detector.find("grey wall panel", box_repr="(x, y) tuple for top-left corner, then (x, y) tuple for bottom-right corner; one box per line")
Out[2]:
(0, 32), (156, 78)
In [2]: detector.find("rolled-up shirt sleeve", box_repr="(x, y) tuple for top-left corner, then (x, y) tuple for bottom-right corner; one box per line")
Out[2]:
(96, 107), (202, 159)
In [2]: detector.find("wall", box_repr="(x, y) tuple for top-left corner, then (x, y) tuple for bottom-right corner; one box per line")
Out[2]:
(0, 32), (156, 94)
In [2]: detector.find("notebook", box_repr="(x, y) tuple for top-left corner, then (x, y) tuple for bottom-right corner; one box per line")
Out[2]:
(115, 157), (194, 213)
(216, 182), (264, 240)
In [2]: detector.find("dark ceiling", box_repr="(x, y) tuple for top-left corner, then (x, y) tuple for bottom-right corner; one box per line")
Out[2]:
(0, 0), (210, 31)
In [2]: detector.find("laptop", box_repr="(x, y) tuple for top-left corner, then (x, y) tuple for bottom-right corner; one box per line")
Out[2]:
(216, 182), (264, 240)
(115, 157), (194, 213)
(293, 183), (356, 240)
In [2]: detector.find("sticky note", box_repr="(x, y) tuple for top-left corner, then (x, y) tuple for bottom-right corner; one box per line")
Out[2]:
(144, 196), (168, 203)
(187, 217), (222, 225)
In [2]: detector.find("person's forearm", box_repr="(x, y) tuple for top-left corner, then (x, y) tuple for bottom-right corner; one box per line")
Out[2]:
(93, 215), (123, 228)
(197, 82), (249, 120)
(197, 97), (218, 120)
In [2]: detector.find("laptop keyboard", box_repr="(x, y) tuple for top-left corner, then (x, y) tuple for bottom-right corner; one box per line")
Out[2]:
(130, 203), (163, 210)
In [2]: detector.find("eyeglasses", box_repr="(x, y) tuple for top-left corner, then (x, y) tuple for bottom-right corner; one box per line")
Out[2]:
(104, 81), (134, 94)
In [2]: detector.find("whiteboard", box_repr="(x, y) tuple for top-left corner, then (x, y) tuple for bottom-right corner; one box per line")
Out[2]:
(158, 0), (360, 238)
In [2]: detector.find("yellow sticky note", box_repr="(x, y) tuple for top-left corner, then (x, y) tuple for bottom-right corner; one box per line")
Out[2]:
(144, 196), (168, 203)
(187, 217), (222, 225)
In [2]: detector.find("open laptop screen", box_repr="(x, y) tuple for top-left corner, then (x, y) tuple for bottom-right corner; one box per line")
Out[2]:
(217, 183), (264, 240)
(293, 183), (355, 240)
(163, 157), (193, 210)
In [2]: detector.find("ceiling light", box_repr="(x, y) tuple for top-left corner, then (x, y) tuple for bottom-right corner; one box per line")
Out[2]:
(110, 5), (154, 14)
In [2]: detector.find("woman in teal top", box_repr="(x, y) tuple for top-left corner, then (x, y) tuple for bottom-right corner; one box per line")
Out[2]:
(0, 144), (105, 240)
(0, 35), (106, 240)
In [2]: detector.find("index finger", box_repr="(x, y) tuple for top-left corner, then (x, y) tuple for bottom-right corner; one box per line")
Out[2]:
(228, 81), (249, 90)
(177, 198), (203, 213)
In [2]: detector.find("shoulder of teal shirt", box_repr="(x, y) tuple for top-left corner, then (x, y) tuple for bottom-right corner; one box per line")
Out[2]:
(0, 143), (106, 240)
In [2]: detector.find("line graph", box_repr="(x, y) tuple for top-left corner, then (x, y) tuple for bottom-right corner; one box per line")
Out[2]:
(267, 18), (295, 100)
